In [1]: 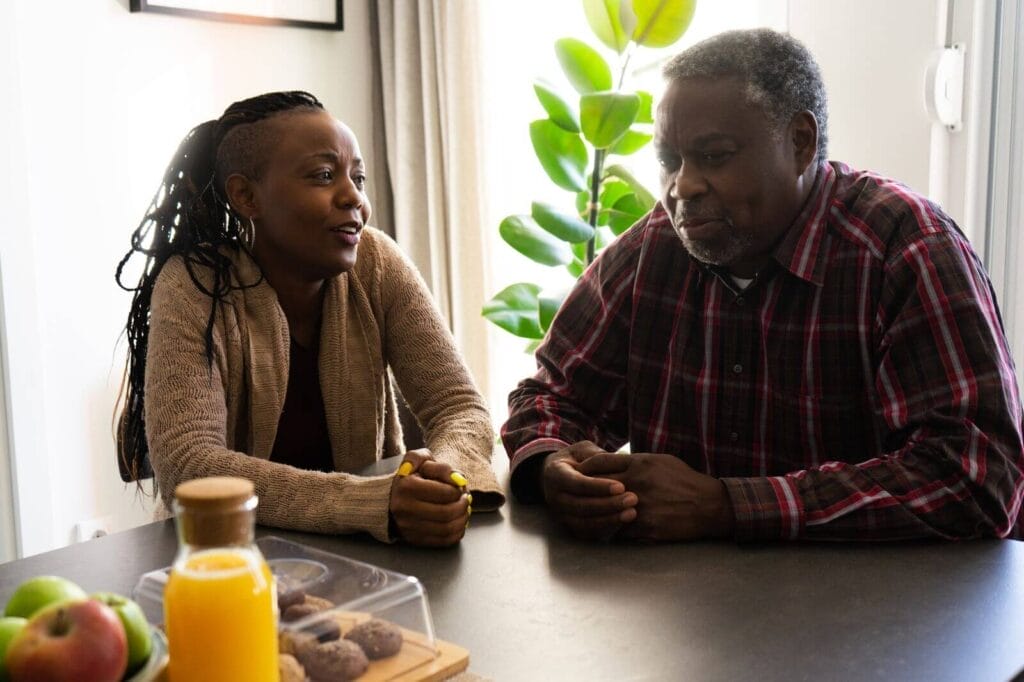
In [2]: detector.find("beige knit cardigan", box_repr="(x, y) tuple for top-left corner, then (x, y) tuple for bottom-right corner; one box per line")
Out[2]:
(145, 227), (503, 541)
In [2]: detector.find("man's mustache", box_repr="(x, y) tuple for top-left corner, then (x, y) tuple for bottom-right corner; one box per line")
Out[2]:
(673, 204), (730, 225)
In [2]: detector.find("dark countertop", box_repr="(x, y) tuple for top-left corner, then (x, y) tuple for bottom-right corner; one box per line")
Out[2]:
(2, 462), (1023, 681)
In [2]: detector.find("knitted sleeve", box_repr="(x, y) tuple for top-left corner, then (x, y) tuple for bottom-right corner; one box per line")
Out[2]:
(144, 258), (395, 540)
(369, 232), (506, 511)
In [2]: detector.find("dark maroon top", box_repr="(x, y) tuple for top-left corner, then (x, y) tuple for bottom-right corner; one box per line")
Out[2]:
(270, 338), (334, 473)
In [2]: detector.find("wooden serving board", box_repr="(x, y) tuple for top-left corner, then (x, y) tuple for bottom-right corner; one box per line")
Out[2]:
(287, 610), (469, 682)
(147, 612), (468, 681)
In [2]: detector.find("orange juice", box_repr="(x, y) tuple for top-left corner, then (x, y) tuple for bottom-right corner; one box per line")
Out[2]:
(164, 548), (279, 681)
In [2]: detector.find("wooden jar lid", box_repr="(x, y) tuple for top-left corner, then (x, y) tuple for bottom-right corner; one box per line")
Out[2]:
(175, 476), (254, 512)
(174, 477), (256, 546)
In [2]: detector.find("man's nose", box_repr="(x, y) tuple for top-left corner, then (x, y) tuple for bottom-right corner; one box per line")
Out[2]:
(671, 161), (707, 201)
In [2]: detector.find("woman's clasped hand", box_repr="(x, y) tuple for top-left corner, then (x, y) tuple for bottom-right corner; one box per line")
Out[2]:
(390, 450), (472, 547)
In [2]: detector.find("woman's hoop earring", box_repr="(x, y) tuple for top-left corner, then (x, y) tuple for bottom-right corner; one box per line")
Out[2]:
(244, 217), (257, 250)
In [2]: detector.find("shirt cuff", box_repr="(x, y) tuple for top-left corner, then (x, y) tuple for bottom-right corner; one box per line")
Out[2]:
(508, 438), (571, 503)
(721, 476), (804, 541)
(509, 438), (571, 472)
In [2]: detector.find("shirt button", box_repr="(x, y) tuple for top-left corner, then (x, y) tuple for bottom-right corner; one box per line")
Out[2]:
(736, 297), (745, 306)
(730, 432), (739, 442)
(732, 363), (743, 374)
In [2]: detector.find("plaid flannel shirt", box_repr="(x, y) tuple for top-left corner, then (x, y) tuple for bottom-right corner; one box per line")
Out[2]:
(503, 162), (1024, 540)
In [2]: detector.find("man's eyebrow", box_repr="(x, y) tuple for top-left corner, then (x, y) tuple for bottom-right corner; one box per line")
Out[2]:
(691, 133), (734, 147)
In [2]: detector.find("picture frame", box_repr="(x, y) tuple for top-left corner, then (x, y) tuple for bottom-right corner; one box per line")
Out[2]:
(129, 0), (343, 31)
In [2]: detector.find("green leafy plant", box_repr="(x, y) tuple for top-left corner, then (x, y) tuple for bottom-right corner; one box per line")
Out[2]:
(482, 0), (696, 347)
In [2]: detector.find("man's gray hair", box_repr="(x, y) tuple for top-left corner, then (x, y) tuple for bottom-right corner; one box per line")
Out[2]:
(663, 28), (828, 164)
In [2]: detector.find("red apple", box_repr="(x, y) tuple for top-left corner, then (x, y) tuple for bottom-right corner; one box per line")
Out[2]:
(5, 599), (127, 682)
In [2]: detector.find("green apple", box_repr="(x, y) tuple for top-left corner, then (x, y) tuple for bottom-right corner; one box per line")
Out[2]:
(3, 576), (87, 619)
(90, 592), (152, 674)
(0, 616), (28, 682)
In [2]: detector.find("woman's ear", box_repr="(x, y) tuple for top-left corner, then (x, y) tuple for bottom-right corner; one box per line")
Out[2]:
(790, 111), (818, 174)
(224, 173), (258, 219)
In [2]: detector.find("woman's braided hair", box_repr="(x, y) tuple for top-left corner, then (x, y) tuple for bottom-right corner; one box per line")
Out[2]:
(115, 91), (324, 485)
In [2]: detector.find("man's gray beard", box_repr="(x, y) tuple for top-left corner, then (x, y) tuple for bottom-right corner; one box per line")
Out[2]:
(673, 221), (753, 267)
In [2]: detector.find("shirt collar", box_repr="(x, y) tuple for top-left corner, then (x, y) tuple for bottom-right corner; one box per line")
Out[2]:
(770, 162), (836, 287)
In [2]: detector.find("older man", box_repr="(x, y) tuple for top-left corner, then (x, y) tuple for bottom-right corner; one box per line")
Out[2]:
(502, 28), (1024, 542)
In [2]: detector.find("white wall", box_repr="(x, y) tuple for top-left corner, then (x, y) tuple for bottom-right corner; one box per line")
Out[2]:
(0, 0), (378, 557)
(788, 0), (941, 199)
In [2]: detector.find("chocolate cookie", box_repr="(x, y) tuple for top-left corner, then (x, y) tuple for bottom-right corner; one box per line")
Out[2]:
(297, 639), (369, 681)
(279, 630), (318, 657)
(303, 595), (335, 611)
(278, 586), (306, 611)
(282, 595), (336, 622)
(305, 616), (342, 643)
(282, 603), (321, 622)
(278, 653), (308, 682)
(344, 618), (403, 659)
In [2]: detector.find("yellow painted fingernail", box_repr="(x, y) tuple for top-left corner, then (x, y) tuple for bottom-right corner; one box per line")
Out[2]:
(467, 505), (473, 516)
(466, 494), (473, 505)
(397, 462), (414, 477)
(450, 471), (468, 487)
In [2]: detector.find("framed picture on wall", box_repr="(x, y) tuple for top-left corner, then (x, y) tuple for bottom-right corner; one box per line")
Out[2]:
(129, 0), (343, 31)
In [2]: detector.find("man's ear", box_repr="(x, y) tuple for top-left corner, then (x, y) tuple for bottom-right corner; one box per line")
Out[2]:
(789, 111), (818, 175)
(224, 173), (258, 219)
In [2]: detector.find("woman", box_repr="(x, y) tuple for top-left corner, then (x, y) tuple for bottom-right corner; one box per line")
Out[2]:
(116, 91), (503, 546)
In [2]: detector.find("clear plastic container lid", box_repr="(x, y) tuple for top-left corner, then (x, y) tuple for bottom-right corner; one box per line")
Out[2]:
(134, 536), (438, 670)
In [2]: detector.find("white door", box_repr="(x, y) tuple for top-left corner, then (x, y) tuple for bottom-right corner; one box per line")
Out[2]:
(0, 0), (19, 563)
(0, 285), (19, 563)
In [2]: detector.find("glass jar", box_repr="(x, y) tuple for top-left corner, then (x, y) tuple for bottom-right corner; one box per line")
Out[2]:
(164, 476), (279, 681)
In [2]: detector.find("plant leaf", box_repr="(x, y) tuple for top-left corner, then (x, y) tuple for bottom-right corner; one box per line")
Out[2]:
(554, 38), (613, 94)
(605, 209), (645, 235)
(538, 287), (570, 331)
(571, 240), (588, 261)
(481, 283), (544, 339)
(600, 180), (633, 208)
(534, 79), (580, 133)
(613, 192), (647, 214)
(532, 202), (596, 243)
(524, 339), (543, 353)
(500, 214), (575, 266)
(576, 190), (591, 216)
(566, 258), (586, 278)
(580, 92), (640, 149)
(606, 193), (648, 234)
(631, 0), (697, 48)
(604, 163), (656, 210)
(582, 0), (630, 54)
(530, 120), (588, 192)
(635, 90), (654, 123)
(609, 128), (653, 156)
(598, 193), (647, 236)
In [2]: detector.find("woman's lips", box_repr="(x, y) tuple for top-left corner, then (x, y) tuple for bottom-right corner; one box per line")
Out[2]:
(331, 225), (361, 247)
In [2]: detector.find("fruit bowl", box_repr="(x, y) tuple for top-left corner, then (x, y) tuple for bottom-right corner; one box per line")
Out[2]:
(125, 626), (168, 682)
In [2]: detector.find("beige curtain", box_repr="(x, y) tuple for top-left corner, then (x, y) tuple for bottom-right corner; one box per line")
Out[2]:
(371, 0), (493, 402)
